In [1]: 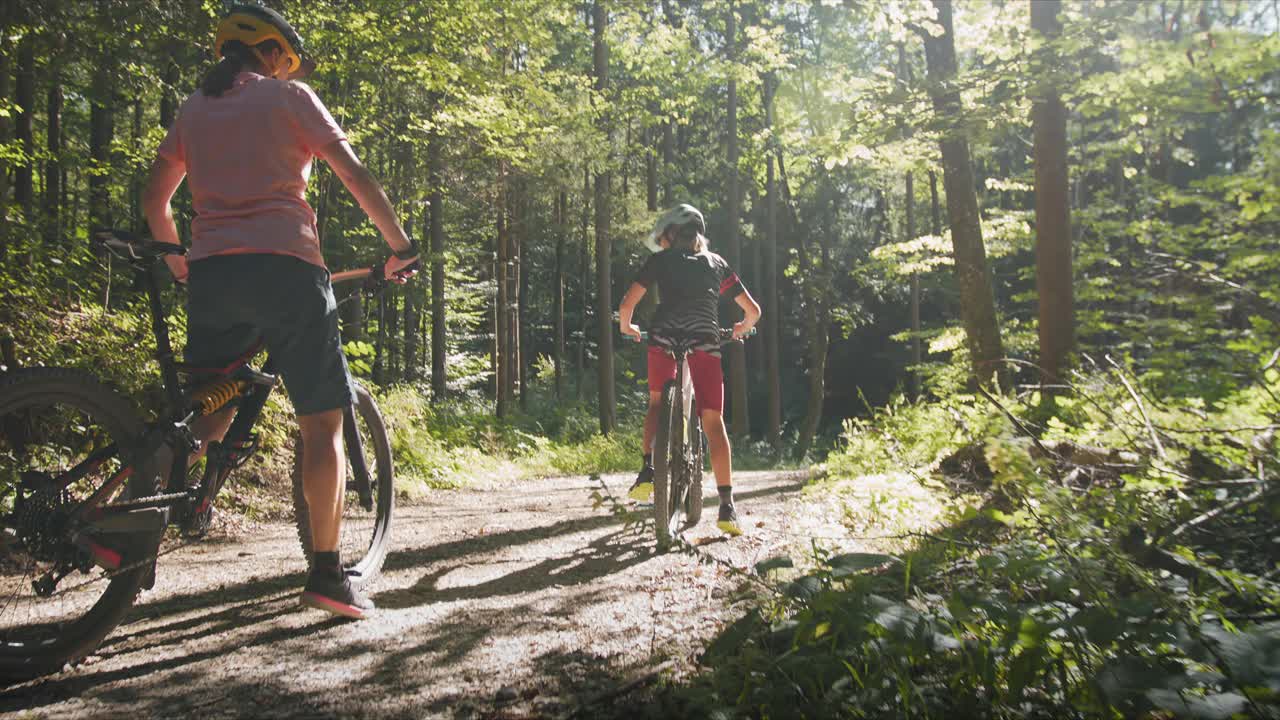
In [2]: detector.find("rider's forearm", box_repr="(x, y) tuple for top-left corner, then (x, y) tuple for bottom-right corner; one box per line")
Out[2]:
(336, 163), (413, 256)
(146, 204), (181, 248)
(736, 290), (762, 329)
(618, 283), (646, 329)
(143, 158), (185, 248)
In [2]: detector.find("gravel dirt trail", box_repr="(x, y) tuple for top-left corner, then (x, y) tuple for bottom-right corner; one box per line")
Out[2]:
(0, 469), (847, 719)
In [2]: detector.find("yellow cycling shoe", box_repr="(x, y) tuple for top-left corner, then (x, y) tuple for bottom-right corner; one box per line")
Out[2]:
(628, 479), (654, 502)
(717, 504), (743, 536)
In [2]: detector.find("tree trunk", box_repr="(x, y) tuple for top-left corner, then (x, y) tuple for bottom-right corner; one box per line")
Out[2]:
(896, 46), (921, 399)
(0, 34), (11, 242)
(645, 127), (658, 212)
(1030, 0), (1073, 391)
(496, 160), (511, 419)
(44, 79), (63, 247)
(386, 288), (400, 380)
(795, 183), (832, 460)
(372, 291), (386, 385)
(15, 36), (34, 226)
(428, 128), (447, 400)
(661, 121), (674, 205)
(763, 72), (782, 450)
(403, 203), (418, 381)
(921, 0), (1004, 388)
(130, 99), (143, 233)
(515, 179), (528, 410)
(88, 25), (114, 233)
(907, 171), (921, 399)
(724, 0), (749, 438)
(160, 48), (178, 129)
(577, 166), (591, 398)
(554, 191), (567, 400)
(593, 0), (616, 434)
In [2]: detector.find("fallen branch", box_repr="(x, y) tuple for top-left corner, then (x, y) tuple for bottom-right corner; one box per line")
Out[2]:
(1165, 482), (1269, 540)
(1106, 355), (1167, 460)
(974, 385), (1063, 483)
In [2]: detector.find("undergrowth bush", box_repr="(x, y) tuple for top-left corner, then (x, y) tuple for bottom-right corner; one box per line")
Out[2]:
(670, 355), (1280, 719)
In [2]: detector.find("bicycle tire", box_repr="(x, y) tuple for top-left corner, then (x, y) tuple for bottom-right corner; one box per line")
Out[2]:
(291, 383), (393, 589)
(652, 380), (680, 546)
(0, 367), (157, 681)
(685, 413), (704, 527)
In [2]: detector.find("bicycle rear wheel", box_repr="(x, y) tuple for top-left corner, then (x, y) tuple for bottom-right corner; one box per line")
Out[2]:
(292, 383), (393, 589)
(652, 381), (683, 546)
(0, 368), (158, 680)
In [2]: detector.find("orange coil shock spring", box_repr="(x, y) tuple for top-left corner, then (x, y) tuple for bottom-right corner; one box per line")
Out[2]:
(191, 378), (249, 415)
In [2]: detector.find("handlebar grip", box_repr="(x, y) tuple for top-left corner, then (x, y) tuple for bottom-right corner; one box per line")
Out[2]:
(392, 258), (422, 278)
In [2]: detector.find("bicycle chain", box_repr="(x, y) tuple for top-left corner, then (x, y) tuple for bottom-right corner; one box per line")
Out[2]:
(42, 535), (200, 597)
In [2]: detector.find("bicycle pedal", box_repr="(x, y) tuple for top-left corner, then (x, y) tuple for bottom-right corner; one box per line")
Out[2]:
(180, 505), (213, 539)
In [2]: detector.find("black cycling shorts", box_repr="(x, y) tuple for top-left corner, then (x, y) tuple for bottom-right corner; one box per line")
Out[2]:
(186, 253), (355, 416)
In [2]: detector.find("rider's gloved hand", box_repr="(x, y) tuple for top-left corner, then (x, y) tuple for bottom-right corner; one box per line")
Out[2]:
(165, 255), (190, 285)
(383, 253), (419, 284)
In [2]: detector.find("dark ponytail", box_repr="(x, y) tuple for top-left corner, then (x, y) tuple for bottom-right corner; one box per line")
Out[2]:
(200, 39), (282, 97)
(672, 223), (707, 253)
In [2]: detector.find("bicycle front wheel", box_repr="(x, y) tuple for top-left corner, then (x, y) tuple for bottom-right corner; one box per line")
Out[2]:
(0, 368), (158, 681)
(292, 383), (393, 589)
(685, 412), (704, 527)
(652, 380), (682, 546)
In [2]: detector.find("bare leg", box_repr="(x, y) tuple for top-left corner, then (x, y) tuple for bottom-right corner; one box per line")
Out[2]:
(297, 408), (345, 552)
(701, 409), (732, 488)
(642, 391), (663, 455)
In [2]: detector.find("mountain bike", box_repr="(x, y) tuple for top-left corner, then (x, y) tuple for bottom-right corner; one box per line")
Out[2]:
(0, 230), (405, 680)
(628, 328), (753, 546)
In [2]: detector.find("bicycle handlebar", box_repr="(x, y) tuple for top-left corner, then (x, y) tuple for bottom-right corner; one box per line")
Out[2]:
(625, 327), (757, 344)
(331, 258), (422, 290)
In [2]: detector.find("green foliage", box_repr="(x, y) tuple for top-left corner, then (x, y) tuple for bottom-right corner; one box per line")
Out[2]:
(681, 358), (1280, 718)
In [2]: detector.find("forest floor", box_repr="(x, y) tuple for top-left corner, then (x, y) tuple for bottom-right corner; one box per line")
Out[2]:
(0, 469), (923, 719)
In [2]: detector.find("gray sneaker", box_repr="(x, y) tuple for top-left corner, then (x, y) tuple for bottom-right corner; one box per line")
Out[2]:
(300, 566), (374, 620)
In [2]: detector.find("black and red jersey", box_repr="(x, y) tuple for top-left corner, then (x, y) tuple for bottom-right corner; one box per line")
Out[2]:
(634, 248), (746, 351)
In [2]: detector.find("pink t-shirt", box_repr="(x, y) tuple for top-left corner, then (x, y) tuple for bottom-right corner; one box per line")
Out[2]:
(157, 72), (346, 269)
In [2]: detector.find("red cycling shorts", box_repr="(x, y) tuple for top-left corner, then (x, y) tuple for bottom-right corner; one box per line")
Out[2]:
(647, 345), (725, 414)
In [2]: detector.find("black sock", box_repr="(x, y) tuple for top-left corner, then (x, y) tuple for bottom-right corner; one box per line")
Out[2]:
(314, 551), (341, 574)
(643, 453), (653, 469)
(717, 486), (733, 505)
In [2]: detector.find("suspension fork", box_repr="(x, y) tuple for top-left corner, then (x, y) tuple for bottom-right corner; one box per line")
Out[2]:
(344, 403), (374, 511)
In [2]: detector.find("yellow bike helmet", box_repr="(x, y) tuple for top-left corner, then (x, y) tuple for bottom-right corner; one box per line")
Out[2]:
(215, 4), (313, 77)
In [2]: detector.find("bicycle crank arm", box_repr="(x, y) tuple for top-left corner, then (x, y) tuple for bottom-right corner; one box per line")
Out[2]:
(75, 507), (169, 572)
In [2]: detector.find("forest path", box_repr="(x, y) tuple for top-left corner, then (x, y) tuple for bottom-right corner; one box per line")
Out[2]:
(0, 469), (855, 719)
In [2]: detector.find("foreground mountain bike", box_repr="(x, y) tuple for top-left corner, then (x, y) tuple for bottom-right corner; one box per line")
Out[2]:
(0, 230), (403, 680)
(628, 328), (752, 546)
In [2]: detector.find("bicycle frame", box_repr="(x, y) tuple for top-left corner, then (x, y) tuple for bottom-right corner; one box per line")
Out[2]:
(55, 257), (378, 560)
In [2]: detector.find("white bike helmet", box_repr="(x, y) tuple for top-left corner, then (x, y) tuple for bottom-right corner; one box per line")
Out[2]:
(645, 204), (706, 253)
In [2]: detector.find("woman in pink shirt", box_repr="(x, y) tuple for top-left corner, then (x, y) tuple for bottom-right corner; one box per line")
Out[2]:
(143, 4), (416, 619)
